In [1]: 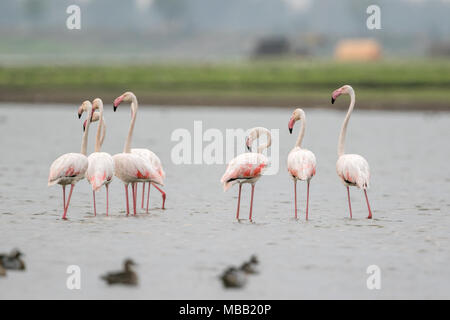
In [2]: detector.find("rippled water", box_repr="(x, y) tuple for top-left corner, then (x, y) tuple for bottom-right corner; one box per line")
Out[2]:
(0, 103), (449, 299)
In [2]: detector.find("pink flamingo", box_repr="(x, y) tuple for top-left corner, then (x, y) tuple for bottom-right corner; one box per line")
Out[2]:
(48, 101), (92, 220)
(221, 127), (271, 222)
(79, 98), (114, 216)
(112, 92), (163, 216)
(332, 85), (373, 219)
(132, 148), (166, 212)
(287, 108), (316, 220)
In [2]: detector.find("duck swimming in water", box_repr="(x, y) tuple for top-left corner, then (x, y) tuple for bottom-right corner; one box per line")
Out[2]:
(101, 259), (138, 286)
(0, 249), (25, 271)
(220, 267), (247, 289)
(239, 255), (259, 274)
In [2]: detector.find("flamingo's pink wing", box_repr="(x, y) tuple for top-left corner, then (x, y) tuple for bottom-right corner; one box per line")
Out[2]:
(48, 153), (88, 186)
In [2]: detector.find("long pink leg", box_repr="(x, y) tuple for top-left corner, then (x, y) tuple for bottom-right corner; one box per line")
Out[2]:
(106, 184), (109, 216)
(62, 184), (74, 220)
(152, 183), (166, 209)
(236, 184), (242, 220)
(125, 184), (130, 216)
(306, 180), (310, 221)
(294, 180), (298, 219)
(364, 189), (373, 219)
(62, 185), (66, 213)
(146, 182), (151, 213)
(132, 183), (137, 216)
(141, 183), (145, 209)
(347, 186), (352, 219)
(249, 184), (255, 222)
(92, 190), (97, 216)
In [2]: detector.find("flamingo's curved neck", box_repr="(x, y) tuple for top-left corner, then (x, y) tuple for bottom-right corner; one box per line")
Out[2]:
(257, 129), (272, 154)
(99, 117), (106, 148)
(124, 95), (138, 153)
(81, 104), (92, 155)
(95, 101), (104, 153)
(338, 89), (355, 157)
(295, 111), (306, 148)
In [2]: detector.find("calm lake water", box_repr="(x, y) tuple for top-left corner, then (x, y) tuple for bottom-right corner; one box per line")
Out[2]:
(0, 103), (449, 299)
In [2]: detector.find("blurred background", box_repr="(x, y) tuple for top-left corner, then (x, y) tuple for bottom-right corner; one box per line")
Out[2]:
(0, 0), (449, 109)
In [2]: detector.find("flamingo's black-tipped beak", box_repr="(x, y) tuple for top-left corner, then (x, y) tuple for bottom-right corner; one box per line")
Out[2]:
(113, 105), (117, 112)
(289, 128), (293, 134)
(331, 97), (335, 104)
(246, 145), (251, 152)
(82, 125), (85, 132)
(78, 113), (82, 119)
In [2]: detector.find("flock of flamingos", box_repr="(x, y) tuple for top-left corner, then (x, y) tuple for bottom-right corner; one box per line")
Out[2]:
(48, 85), (373, 221)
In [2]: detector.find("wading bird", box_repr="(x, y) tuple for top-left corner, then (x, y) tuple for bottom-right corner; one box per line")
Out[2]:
(48, 101), (92, 220)
(331, 85), (373, 219)
(112, 92), (163, 216)
(132, 148), (166, 212)
(287, 108), (316, 220)
(221, 127), (271, 222)
(79, 98), (114, 216)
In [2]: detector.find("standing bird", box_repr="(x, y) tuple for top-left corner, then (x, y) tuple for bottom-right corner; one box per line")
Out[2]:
(48, 101), (92, 220)
(132, 148), (166, 212)
(287, 108), (316, 220)
(112, 92), (163, 216)
(79, 98), (114, 216)
(332, 85), (373, 219)
(221, 127), (271, 222)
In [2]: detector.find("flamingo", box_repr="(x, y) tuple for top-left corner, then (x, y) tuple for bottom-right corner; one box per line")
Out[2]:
(79, 98), (114, 216)
(131, 148), (166, 212)
(287, 108), (316, 220)
(112, 92), (163, 216)
(221, 127), (271, 222)
(48, 101), (92, 220)
(331, 85), (373, 219)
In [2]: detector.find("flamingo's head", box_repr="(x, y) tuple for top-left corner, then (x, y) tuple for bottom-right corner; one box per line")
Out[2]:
(288, 108), (304, 134)
(92, 98), (103, 111)
(83, 111), (100, 132)
(77, 105), (84, 119)
(113, 91), (135, 111)
(331, 85), (353, 104)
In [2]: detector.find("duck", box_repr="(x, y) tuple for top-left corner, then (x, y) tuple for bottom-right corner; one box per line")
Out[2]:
(239, 255), (259, 274)
(0, 263), (6, 277)
(0, 249), (26, 271)
(220, 267), (247, 289)
(101, 259), (138, 286)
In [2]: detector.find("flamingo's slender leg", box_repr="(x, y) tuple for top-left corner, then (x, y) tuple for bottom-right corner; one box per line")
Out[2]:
(364, 189), (373, 219)
(146, 182), (151, 213)
(62, 184), (74, 220)
(152, 183), (166, 209)
(132, 183), (137, 216)
(347, 186), (352, 219)
(236, 184), (242, 220)
(141, 183), (145, 209)
(106, 184), (109, 216)
(92, 190), (97, 217)
(306, 180), (310, 221)
(249, 184), (255, 222)
(294, 179), (298, 219)
(125, 184), (130, 216)
(62, 185), (66, 213)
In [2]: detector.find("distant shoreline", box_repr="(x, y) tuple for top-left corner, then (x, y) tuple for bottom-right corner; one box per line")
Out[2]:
(1, 61), (449, 110)
(1, 89), (449, 110)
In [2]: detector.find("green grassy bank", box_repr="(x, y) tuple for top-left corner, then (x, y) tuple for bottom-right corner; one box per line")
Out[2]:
(1, 60), (449, 109)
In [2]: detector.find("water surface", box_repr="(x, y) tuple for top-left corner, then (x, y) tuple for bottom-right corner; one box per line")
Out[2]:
(0, 104), (449, 299)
